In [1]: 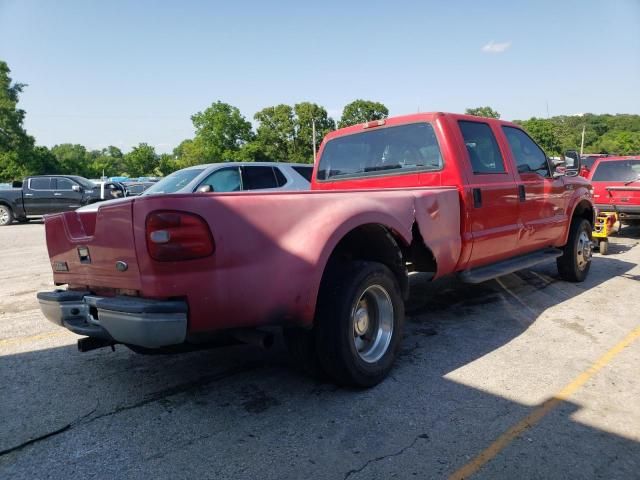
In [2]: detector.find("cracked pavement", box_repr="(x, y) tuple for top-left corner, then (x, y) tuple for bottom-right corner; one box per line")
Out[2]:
(1, 223), (640, 479)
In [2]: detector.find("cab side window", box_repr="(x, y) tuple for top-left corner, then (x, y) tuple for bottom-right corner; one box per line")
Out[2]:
(502, 127), (550, 177)
(458, 121), (506, 174)
(29, 177), (52, 190)
(242, 166), (279, 190)
(54, 178), (76, 190)
(198, 167), (241, 192)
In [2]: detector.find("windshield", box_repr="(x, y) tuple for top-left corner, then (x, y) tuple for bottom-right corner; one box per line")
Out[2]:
(592, 160), (640, 182)
(71, 177), (96, 189)
(317, 122), (443, 181)
(143, 168), (204, 195)
(582, 156), (602, 170)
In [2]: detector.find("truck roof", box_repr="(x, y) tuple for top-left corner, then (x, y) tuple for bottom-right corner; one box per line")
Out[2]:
(179, 162), (313, 171)
(322, 112), (521, 143)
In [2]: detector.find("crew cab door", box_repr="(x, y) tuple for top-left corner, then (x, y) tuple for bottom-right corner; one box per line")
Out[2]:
(51, 177), (85, 212)
(457, 120), (520, 268)
(23, 177), (54, 215)
(501, 126), (567, 248)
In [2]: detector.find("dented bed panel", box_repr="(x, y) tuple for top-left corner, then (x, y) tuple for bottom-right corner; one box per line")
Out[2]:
(128, 188), (461, 332)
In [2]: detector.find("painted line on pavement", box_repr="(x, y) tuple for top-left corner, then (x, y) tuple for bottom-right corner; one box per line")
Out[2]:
(449, 324), (640, 480)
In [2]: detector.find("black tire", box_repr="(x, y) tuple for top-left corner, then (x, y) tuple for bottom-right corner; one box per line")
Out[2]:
(557, 218), (592, 282)
(283, 327), (326, 379)
(599, 240), (609, 255)
(315, 261), (404, 388)
(0, 205), (14, 226)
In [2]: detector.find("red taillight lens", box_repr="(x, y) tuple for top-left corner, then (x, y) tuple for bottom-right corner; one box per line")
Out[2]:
(146, 211), (214, 261)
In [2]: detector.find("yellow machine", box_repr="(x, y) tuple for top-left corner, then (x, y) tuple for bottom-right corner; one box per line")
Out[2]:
(592, 211), (619, 255)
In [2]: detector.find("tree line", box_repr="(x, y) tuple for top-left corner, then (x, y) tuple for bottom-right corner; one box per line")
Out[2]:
(1, 60), (639, 182)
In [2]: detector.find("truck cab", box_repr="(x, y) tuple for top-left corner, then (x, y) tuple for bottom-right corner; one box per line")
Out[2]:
(0, 175), (100, 225)
(312, 113), (591, 271)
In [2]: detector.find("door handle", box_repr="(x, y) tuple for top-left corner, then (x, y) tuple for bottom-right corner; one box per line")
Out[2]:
(24, 193), (33, 197)
(54, 193), (62, 196)
(472, 188), (482, 208)
(518, 185), (526, 202)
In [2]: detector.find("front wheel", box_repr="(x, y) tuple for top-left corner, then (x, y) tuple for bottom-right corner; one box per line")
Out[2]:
(0, 205), (14, 226)
(557, 218), (592, 282)
(315, 261), (404, 388)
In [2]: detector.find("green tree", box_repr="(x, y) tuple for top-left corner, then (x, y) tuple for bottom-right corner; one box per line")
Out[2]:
(0, 60), (45, 181)
(124, 143), (158, 177)
(156, 153), (181, 176)
(187, 101), (254, 164)
(86, 146), (126, 178)
(596, 131), (640, 155)
(465, 106), (501, 119)
(338, 99), (389, 128)
(293, 102), (335, 163)
(51, 144), (89, 176)
(517, 118), (562, 155)
(173, 137), (212, 167)
(253, 104), (296, 162)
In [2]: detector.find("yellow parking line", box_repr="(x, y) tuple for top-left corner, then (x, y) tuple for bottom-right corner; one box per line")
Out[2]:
(449, 324), (640, 480)
(0, 330), (70, 348)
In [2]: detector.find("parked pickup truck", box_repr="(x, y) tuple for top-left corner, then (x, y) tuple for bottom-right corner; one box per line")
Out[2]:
(37, 113), (594, 387)
(0, 175), (101, 226)
(588, 156), (640, 224)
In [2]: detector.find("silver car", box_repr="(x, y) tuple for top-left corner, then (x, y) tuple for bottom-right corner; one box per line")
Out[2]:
(142, 162), (312, 196)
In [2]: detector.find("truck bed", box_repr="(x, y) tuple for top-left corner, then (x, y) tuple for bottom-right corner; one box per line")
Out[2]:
(45, 188), (461, 332)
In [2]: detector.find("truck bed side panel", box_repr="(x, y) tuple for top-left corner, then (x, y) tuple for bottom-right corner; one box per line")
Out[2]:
(130, 188), (461, 332)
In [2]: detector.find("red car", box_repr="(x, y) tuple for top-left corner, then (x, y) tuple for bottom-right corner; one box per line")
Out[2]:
(588, 156), (640, 224)
(38, 113), (594, 386)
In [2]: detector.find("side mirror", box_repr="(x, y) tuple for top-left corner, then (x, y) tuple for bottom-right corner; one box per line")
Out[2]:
(72, 185), (81, 192)
(197, 185), (214, 193)
(564, 150), (581, 175)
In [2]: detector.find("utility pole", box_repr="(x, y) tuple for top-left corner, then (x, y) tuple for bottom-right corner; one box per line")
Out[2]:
(580, 124), (586, 156)
(312, 118), (317, 162)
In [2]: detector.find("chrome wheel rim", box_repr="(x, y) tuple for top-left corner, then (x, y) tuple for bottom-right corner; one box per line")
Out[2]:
(351, 285), (394, 363)
(576, 230), (592, 270)
(0, 208), (9, 225)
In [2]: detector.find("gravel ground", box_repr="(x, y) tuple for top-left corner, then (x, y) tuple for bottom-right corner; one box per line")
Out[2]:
(1, 222), (639, 479)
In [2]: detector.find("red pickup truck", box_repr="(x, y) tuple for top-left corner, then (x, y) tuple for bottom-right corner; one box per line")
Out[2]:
(38, 113), (594, 387)
(588, 156), (640, 224)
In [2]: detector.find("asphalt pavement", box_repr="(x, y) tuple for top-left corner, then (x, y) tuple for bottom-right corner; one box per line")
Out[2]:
(1, 222), (639, 479)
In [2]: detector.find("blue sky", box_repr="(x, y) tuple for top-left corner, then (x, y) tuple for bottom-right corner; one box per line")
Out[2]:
(1, 0), (639, 153)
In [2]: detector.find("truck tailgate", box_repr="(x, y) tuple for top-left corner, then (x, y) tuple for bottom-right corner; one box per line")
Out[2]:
(606, 185), (640, 204)
(45, 200), (142, 291)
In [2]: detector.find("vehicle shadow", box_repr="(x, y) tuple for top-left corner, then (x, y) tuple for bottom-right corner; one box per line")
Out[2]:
(1, 254), (638, 479)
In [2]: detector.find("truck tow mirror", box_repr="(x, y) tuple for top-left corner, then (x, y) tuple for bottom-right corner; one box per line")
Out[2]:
(564, 150), (581, 176)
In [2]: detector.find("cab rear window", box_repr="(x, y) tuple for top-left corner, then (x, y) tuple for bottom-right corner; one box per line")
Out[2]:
(317, 123), (443, 181)
(592, 160), (640, 182)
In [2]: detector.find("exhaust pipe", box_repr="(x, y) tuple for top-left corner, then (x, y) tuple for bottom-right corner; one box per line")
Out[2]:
(78, 336), (116, 352)
(230, 329), (275, 349)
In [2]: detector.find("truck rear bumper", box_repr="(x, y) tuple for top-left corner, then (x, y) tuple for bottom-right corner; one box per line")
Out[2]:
(595, 204), (640, 219)
(37, 290), (188, 348)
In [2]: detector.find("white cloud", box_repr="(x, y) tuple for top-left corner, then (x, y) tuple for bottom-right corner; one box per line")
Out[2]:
(481, 40), (512, 54)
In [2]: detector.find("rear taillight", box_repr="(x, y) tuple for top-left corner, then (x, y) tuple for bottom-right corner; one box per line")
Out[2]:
(146, 211), (214, 261)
